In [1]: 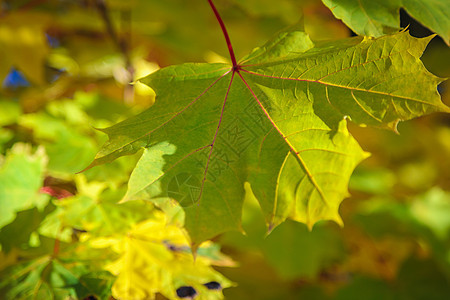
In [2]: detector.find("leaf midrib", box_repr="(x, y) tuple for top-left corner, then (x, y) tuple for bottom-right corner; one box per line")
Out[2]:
(236, 71), (330, 207)
(100, 35), (441, 212)
(240, 69), (441, 107)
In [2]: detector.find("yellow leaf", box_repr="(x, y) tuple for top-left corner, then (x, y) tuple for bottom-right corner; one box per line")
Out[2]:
(92, 211), (233, 300)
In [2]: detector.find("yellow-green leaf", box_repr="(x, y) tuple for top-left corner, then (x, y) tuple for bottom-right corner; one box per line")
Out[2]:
(88, 27), (448, 245)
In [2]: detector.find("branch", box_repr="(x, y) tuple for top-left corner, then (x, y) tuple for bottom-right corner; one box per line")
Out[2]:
(95, 0), (135, 103)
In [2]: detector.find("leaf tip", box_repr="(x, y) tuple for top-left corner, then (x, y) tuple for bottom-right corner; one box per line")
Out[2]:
(76, 160), (97, 174)
(118, 197), (129, 204)
(334, 215), (344, 228)
(265, 222), (277, 237)
(421, 33), (437, 44)
(238, 225), (246, 236)
(386, 119), (401, 134)
(306, 221), (314, 232)
(362, 150), (371, 160)
(190, 242), (199, 262)
(92, 125), (109, 134)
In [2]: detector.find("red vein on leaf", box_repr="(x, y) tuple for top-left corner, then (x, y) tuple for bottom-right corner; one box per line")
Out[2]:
(144, 69), (231, 138)
(239, 68), (440, 106)
(89, 69), (231, 167)
(237, 71), (328, 206)
(208, 0), (237, 68)
(198, 71), (235, 203)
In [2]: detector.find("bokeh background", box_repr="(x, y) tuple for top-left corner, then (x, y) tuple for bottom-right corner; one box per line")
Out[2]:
(1, 0), (449, 299)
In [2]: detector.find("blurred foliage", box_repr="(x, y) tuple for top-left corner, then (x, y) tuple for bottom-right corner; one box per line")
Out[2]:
(0, 0), (449, 299)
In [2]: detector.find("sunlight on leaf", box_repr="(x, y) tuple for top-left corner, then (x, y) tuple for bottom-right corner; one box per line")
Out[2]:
(0, 144), (48, 228)
(322, 0), (450, 44)
(93, 211), (233, 300)
(88, 27), (448, 245)
(410, 187), (450, 240)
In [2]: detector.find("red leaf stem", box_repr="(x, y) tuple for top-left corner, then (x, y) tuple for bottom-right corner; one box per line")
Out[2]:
(207, 0), (238, 68)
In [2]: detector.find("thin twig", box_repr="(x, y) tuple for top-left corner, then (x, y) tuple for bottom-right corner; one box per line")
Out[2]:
(95, 0), (135, 103)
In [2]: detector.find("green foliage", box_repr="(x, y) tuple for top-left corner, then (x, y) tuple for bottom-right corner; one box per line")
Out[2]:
(261, 221), (345, 280)
(0, 144), (48, 228)
(322, 0), (450, 44)
(1, 0), (449, 299)
(0, 95), (232, 300)
(90, 28), (447, 245)
(0, 257), (115, 300)
(100, 211), (233, 299)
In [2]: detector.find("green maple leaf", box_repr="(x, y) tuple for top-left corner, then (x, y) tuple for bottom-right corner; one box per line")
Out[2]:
(86, 8), (448, 246)
(322, 0), (450, 44)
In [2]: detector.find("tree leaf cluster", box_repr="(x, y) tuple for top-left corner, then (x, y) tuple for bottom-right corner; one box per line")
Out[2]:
(0, 0), (449, 299)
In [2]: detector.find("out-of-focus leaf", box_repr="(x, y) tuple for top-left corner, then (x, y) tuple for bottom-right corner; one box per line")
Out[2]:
(335, 258), (450, 300)
(231, 0), (350, 41)
(303, 3), (351, 41)
(395, 257), (450, 299)
(335, 276), (396, 300)
(356, 189), (450, 241)
(71, 271), (115, 300)
(341, 225), (416, 279)
(397, 160), (438, 191)
(19, 107), (96, 176)
(351, 188), (450, 277)
(0, 255), (114, 300)
(336, 256), (449, 300)
(0, 12), (50, 85)
(0, 204), (55, 253)
(410, 187), (450, 240)
(0, 128), (13, 153)
(349, 167), (396, 195)
(97, 211), (233, 300)
(231, 0), (301, 23)
(124, 0), (287, 63)
(262, 221), (345, 279)
(0, 100), (21, 127)
(74, 91), (133, 122)
(0, 144), (48, 228)
(322, 0), (450, 44)
(39, 175), (154, 240)
(0, 258), (70, 300)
